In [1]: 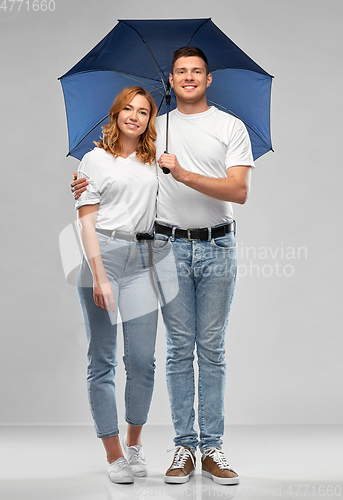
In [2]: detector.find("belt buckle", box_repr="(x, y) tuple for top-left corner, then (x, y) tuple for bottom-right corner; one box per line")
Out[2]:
(187, 229), (197, 241)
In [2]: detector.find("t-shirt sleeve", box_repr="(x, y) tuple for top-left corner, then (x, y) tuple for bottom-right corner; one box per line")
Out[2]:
(74, 152), (101, 210)
(225, 120), (255, 169)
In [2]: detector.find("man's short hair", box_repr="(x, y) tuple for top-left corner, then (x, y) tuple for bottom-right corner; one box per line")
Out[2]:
(171, 46), (209, 75)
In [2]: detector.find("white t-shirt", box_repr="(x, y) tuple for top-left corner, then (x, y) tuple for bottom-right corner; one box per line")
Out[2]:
(75, 147), (158, 233)
(155, 107), (254, 228)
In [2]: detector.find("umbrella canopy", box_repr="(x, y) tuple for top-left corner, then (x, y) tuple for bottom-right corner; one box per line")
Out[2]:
(59, 18), (273, 161)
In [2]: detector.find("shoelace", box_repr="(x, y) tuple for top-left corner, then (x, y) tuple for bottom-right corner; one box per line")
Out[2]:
(203, 448), (231, 470)
(170, 446), (195, 470)
(127, 445), (146, 465)
(112, 457), (129, 470)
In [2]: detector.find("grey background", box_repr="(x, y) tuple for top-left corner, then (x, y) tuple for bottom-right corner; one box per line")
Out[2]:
(1, 0), (342, 427)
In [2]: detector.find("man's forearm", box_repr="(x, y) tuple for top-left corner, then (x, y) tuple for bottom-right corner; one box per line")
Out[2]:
(180, 167), (251, 204)
(158, 154), (251, 204)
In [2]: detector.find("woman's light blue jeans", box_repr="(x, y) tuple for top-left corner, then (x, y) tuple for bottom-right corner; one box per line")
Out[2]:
(77, 232), (158, 439)
(153, 228), (237, 452)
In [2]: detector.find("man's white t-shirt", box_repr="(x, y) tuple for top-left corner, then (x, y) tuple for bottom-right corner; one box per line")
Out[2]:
(155, 107), (254, 228)
(75, 147), (158, 233)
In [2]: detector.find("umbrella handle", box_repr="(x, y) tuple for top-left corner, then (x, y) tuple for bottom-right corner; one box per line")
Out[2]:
(163, 82), (171, 174)
(162, 151), (170, 174)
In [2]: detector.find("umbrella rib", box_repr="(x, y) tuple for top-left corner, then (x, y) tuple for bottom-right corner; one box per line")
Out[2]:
(120, 21), (169, 94)
(113, 71), (165, 96)
(67, 115), (109, 157)
(211, 68), (274, 77)
(186, 18), (211, 45)
(207, 99), (273, 152)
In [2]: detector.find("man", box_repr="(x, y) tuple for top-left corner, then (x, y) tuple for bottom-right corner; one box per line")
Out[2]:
(153, 46), (254, 485)
(71, 47), (254, 485)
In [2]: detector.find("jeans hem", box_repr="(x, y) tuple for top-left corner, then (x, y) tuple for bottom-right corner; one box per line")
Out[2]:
(199, 444), (222, 453)
(126, 418), (147, 427)
(174, 442), (198, 453)
(97, 429), (119, 439)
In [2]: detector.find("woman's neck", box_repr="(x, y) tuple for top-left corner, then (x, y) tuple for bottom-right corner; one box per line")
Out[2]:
(119, 137), (139, 159)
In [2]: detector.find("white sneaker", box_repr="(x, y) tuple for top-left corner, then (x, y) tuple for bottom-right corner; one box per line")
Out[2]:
(123, 434), (148, 477)
(108, 456), (134, 484)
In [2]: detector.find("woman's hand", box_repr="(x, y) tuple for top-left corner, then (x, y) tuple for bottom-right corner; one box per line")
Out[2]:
(93, 280), (115, 312)
(71, 172), (89, 200)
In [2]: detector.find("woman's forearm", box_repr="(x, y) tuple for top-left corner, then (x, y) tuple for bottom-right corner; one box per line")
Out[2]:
(80, 225), (108, 285)
(77, 204), (115, 312)
(77, 205), (108, 285)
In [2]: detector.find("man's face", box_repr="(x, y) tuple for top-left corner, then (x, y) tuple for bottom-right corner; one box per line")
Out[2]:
(169, 56), (212, 105)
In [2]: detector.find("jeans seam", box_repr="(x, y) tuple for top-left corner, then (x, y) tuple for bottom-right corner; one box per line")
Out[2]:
(123, 320), (131, 421)
(198, 364), (204, 439)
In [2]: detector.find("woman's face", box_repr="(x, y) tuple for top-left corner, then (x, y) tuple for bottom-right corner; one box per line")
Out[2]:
(117, 94), (151, 141)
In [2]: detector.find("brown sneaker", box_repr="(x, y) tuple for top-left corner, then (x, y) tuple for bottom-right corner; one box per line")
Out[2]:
(202, 448), (239, 485)
(164, 446), (196, 483)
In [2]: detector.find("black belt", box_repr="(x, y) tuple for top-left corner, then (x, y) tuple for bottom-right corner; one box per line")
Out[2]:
(155, 221), (236, 241)
(96, 228), (154, 241)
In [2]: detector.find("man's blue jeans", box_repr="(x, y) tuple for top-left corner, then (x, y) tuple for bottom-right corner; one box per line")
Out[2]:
(153, 228), (237, 452)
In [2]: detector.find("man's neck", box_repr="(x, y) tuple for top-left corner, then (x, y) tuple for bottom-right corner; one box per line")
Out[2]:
(176, 99), (210, 115)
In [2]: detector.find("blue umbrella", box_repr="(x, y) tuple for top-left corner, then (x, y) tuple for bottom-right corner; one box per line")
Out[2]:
(59, 18), (273, 161)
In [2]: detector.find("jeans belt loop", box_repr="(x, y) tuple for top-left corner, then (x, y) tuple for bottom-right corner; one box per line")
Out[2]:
(207, 226), (212, 241)
(110, 229), (116, 241)
(171, 226), (176, 242)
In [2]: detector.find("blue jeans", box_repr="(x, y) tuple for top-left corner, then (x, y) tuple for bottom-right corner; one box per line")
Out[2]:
(77, 232), (158, 439)
(153, 228), (237, 452)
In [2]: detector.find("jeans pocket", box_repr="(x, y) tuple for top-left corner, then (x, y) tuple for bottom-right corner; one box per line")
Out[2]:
(153, 234), (170, 250)
(211, 232), (236, 250)
(96, 232), (110, 246)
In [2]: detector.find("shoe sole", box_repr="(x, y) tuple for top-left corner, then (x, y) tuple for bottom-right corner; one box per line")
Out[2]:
(132, 469), (148, 477)
(109, 475), (134, 484)
(202, 470), (239, 485)
(164, 469), (195, 484)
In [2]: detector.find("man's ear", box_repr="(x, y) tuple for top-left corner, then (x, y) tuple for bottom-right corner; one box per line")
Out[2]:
(169, 73), (174, 88)
(206, 73), (212, 88)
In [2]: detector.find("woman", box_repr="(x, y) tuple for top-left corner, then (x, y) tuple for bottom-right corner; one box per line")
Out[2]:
(75, 87), (158, 484)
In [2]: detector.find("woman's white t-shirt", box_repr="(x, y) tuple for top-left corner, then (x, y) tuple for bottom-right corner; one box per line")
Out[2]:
(75, 147), (158, 233)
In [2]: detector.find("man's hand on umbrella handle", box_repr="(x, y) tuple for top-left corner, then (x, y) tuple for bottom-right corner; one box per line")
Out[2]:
(70, 172), (88, 200)
(161, 151), (170, 174)
(158, 154), (185, 182)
